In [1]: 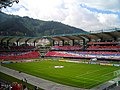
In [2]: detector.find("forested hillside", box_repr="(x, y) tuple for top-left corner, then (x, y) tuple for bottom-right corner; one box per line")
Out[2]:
(0, 12), (87, 37)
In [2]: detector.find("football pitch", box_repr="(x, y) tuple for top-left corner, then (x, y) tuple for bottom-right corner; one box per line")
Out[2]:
(2, 60), (120, 89)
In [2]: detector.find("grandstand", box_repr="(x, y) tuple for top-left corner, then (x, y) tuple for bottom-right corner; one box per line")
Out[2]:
(0, 28), (120, 90)
(0, 36), (41, 60)
(0, 28), (120, 61)
(45, 28), (120, 61)
(1, 0), (120, 89)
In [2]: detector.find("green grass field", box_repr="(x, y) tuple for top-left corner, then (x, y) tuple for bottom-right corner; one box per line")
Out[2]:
(2, 60), (120, 89)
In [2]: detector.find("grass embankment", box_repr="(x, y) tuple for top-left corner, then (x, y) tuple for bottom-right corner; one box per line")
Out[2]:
(0, 72), (43, 90)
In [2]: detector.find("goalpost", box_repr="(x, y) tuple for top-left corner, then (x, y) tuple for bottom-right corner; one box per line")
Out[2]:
(113, 70), (120, 86)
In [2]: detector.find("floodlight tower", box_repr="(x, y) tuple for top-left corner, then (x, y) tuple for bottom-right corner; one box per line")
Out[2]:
(0, 0), (19, 9)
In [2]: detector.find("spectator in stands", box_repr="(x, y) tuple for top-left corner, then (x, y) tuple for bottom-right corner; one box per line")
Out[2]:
(24, 78), (27, 83)
(17, 83), (22, 90)
(34, 86), (39, 90)
(0, 83), (4, 90)
(23, 85), (28, 90)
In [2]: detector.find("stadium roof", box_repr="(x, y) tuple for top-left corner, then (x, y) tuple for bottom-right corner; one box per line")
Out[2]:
(0, 36), (42, 43)
(0, 28), (120, 43)
(51, 28), (120, 41)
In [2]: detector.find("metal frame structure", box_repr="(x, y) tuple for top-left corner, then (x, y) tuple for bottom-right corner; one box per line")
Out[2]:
(51, 28), (120, 41)
(0, 28), (119, 46)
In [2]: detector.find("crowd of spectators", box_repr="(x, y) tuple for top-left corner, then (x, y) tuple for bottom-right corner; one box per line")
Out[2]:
(46, 41), (120, 60)
(0, 51), (40, 60)
(45, 51), (120, 60)
(0, 81), (24, 90)
(51, 45), (83, 50)
(0, 81), (39, 90)
(0, 46), (35, 51)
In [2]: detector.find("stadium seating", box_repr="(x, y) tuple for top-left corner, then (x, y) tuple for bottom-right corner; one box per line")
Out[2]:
(45, 51), (120, 60)
(0, 46), (35, 51)
(0, 44), (40, 60)
(87, 41), (118, 45)
(87, 46), (120, 50)
(51, 45), (83, 50)
(10, 46), (35, 51)
(45, 51), (76, 57)
(47, 40), (120, 60)
(0, 51), (40, 60)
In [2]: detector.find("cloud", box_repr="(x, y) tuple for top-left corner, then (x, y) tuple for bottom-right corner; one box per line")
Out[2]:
(97, 13), (120, 27)
(1, 0), (120, 31)
(80, 0), (120, 12)
(80, 3), (120, 15)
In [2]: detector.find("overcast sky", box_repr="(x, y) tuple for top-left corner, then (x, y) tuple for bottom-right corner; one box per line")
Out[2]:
(2, 0), (120, 32)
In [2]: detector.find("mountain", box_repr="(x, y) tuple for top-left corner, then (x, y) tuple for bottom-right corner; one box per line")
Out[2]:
(0, 12), (88, 37)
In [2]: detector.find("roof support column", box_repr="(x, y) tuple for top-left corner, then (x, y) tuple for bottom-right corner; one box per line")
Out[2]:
(33, 41), (36, 47)
(16, 38), (22, 46)
(16, 41), (19, 46)
(7, 40), (9, 46)
(25, 41), (27, 46)
(57, 41), (60, 46)
(62, 40), (64, 46)
(25, 38), (32, 46)
(82, 39), (86, 46)
(72, 39), (74, 46)
(33, 38), (40, 47)
(7, 38), (13, 46)
(52, 40), (55, 46)
(1, 38), (7, 46)
(1, 40), (3, 46)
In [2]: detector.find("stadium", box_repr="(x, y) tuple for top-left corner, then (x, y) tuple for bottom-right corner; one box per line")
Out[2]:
(0, 28), (120, 90)
(0, 0), (120, 90)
